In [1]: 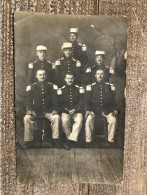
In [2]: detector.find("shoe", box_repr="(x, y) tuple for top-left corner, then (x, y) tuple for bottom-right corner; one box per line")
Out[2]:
(23, 141), (34, 150)
(85, 142), (93, 148)
(70, 140), (78, 148)
(54, 139), (61, 149)
(34, 142), (42, 148)
(42, 141), (53, 148)
(63, 140), (70, 150)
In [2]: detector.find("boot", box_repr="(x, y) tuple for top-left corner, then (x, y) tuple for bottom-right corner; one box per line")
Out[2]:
(53, 139), (61, 149)
(63, 140), (70, 150)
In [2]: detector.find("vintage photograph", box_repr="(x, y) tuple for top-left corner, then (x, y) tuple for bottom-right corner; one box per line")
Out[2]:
(15, 12), (127, 184)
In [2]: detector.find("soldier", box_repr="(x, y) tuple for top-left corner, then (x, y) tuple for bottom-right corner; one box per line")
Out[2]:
(24, 69), (61, 149)
(85, 51), (115, 84)
(85, 69), (118, 148)
(55, 42), (82, 87)
(69, 28), (88, 72)
(27, 45), (55, 85)
(57, 73), (84, 150)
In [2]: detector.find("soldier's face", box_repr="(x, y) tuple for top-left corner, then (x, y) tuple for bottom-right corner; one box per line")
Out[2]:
(95, 70), (104, 82)
(63, 49), (72, 58)
(95, 55), (104, 65)
(70, 33), (77, 42)
(36, 50), (46, 61)
(65, 75), (74, 85)
(36, 70), (46, 82)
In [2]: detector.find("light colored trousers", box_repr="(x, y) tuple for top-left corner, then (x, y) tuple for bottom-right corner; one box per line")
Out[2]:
(85, 113), (117, 143)
(24, 113), (60, 142)
(61, 113), (83, 142)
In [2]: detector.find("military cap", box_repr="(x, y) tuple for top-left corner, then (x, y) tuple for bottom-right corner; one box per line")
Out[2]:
(36, 45), (47, 51)
(95, 51), (105, 56)
(70, 28), (78, 34)
(62, 42), (73, 50)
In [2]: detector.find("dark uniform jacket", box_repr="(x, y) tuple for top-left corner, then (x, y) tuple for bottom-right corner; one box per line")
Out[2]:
(84, 63), (114, 85)
(27, 59), (55, 85)
(57, 84), (85, 114)
(25, 81), (58, 116)
(71, 41), (88, 71)
(55, 56), (81, 87)
(85, 81), (117, 115)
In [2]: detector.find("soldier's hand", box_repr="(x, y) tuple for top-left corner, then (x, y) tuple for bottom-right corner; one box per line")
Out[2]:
(69, 109), (76, 116)
(52, 110), (58, 115)
(85, 111), (90, 120)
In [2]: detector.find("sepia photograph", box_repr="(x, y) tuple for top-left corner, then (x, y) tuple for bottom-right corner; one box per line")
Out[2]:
(15, 12), (127, 184)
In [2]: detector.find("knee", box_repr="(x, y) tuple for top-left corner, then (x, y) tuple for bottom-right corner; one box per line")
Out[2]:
(76, 114), (83, 123)
(109, 116), (117, 124)
(53, 114), (60, 121)
(61, 115), (69, 124)
(86, 115), (94, 123)
(24, 114), (32, 122)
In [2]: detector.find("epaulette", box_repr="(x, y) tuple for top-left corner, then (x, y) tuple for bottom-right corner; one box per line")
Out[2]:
(109, 67), (115, 74)
(26, 85), (31, 91)
(92, 82), (96, 86)
(57, 88), (62, 95)
(105, 65), (109, 69)
(55, 59), (61, 66)
(28, 63), (33, 69)
(72, 57), (76, 61)
(76, 60), (81, 67)
(78, 43), (82, 46)
(47, 60), (51, 64)
(86, 85), (91, 91)
(53, 84), (58, 90)
(52, 63), (56, 69)
(82, 44), (87, 51)
(105, 82), (115, 91)
(86, 67), (91, 73)
(61, 57), (64, 60)
(105, 82), (110, 85)
(79, 86), (85, 94)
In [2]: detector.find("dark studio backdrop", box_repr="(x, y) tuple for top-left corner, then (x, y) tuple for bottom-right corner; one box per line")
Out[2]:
(15, 12), (127, 147)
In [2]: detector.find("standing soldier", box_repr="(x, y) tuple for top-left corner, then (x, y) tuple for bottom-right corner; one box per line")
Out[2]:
(85, 69), (118, 148)
(55, 42), (82, 87)
(57, 73), (84, 150)
(27, 45), (55, 85)
(85, 51), (115, 84)
(24, 69), (61, 149)
(69, 28), (88, 72)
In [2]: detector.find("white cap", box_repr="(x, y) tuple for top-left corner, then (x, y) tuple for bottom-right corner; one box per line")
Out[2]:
(70, 28), (78, 34)
(95, 51), (105, 55)
(36, 45), (47, 51)
(62, 42), (72, 50)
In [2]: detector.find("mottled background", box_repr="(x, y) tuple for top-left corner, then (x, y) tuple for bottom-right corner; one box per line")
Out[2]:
(15, 12), (127, 146)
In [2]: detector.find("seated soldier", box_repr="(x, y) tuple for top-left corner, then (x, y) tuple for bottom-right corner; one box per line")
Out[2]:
(84, 50), (115, 85)
(57, 73), (85, 150)
(55, 42), (82, 87)
(85, 69), (118, 148)
(24, 69), (61, 149)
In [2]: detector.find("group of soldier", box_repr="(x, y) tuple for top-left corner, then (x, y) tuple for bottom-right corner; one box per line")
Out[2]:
(24, 28), (119, 150)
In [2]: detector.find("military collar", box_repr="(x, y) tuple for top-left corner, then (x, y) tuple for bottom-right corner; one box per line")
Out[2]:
(37, 59), (47, 63)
